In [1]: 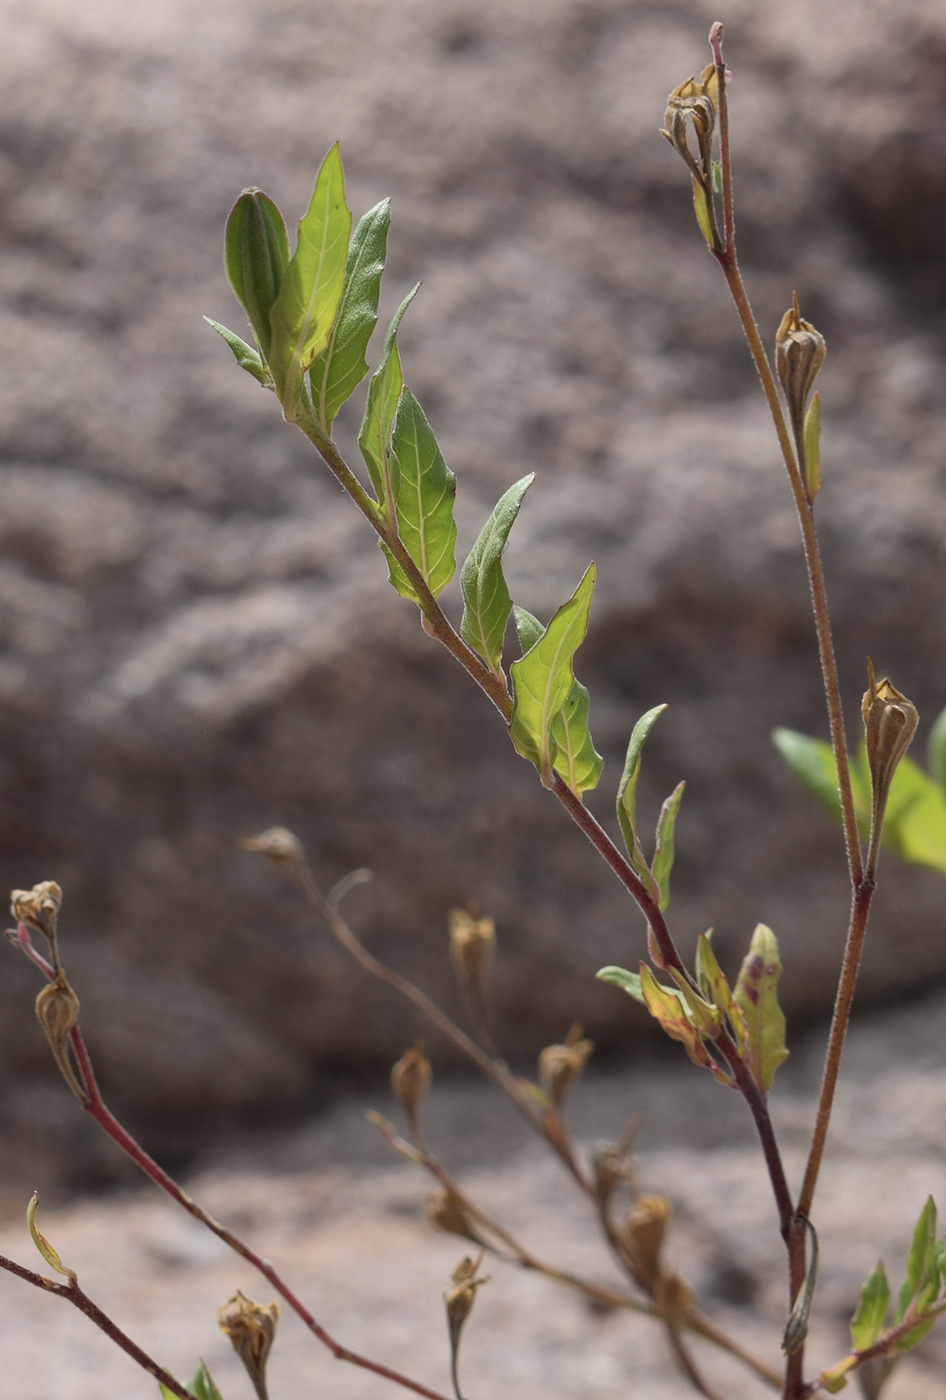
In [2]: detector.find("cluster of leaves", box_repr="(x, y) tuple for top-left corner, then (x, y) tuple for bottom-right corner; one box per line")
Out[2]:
(159, 1363), (223, 1400)
(211, 146), (610, 802)
(774, 706), (946, 877)
(816, 1196), (946, 1393)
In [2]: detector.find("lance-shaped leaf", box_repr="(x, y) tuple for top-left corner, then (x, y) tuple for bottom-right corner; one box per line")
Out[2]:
(851, 1261), (891, 1351)
(509, 565), (595, 787)
(204, 318), (272, 387)
(804, 391), (821, 500)
(653, 781), (685, 911)
(597, 964), (645, 1003)
(160, 1362), (226, 1400)
(638, 964), (716, 1072)
(269, 145), (351, 408)
(896, 1196), (938, 1324)
(382, 387), (457, 603)
(309, 199), (390, 430)
(879, 756), (946, 876)
(696, 931), (748, 1056)
(460, 474), (534, 674)
(358, 285), (418, 521)
(225, 188), (289, 363)
(733, 924), (788, 1091)
(616, 706), (666, 892)
(928, 705), (946, 798)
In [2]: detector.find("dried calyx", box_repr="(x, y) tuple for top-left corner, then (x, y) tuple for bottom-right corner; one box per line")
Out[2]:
(218, 1290), (281, 1400)
(862, 660), (919, 879)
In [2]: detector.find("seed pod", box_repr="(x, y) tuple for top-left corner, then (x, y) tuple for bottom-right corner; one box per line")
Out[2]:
(538, 1023), (594, 1106)
(390, 1039), (431, 1147)
(225, 188), (290, 363)
(35, 973), (87, 1104)
(862, 660), (919, 878)
(444, 1251), (488, 1396)
(775, 293), (826, 490)
(449, 908), (495, 1044)
(11, 880), (63, 944)
(661, 64), (719, 186)
(426, 1187), (483, 1246)
(218, 1290), (281, 1400)
(622, 1194), (671, 1291)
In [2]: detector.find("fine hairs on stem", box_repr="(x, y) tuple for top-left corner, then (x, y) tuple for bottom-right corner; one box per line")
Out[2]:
(2, 19), (940, 1400)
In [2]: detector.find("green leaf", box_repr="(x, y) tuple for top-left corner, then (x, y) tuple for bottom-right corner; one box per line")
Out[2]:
(358, 286), (418, 520)
(187, 1362), (225, 1400)
(733, 923), (789, 1091)
(639, 963), (716, 1072)
(896, 1196), (937, 1324)
(514, 607), (544, 654)
(269, 144), (352, 408)
(881, 756), (946, 876)
(224, 188), (289, 362)
(381, 387), (457, 602)
(803, 391), (821, 500)
(309, 198), (390, 430)
(851, 1261), (891, 1351)
(653, 781), (685, 912)
(928, 706), (946, 799)
(773, 728), (844, 823)
(691, 176), (713, 246)
(460, 474), (534, 673)
(204, 318), (271, 387)
(695, 931), (748, 1056)
(509, 564), (596, 787)
(27, 1192), (73, 1279)
(550, 678), (604, 796)
(597, 964), (645, 1003)
(616, 705), (667, 890)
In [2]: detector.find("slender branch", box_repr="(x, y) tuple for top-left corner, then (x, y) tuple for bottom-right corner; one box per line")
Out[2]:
(14, 932), (452, 1400)
(0, 1251), (192, 1400)
(797, 881), (874, 1218)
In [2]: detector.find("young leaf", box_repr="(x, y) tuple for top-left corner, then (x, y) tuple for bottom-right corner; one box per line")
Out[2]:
(204, 318), (271, 387)
(652, 781), (685, 911)
(695, 931), (748, 1056)
(309, 198), (391, 431)
(597, 964), (645, 1003)
(269, 144), (352, 408)
(639, 963), (717, 1072)
(896, 1196), (937, 1324)
(460, 474), (535, 673)
(509, 564), (596, 787)
(880, 756), (946, 876)
(733, 923), (789, 1092)
(514, 606), (544, 654)
(850, 1261), (891, 1351)
(550, 678), (604, 796)
(382, 387), (457, 602)
(188, 1362), (225, 1400)
(358, 285), (418, 520)
(616, 705), (667, 888)
(224, 188), (289, 362)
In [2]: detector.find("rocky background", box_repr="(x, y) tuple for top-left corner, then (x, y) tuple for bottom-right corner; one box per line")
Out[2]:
(1, 0), (946, 1171)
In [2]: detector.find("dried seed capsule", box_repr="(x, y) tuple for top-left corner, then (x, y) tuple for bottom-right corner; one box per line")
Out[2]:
(538, 1023), (594, 1106)
(622, 1193), (671, 1291)
(11, 881), (63, 943)
(35, 972), (87, 1104)
(862, 660), (919, 878)
(218, 1290), (281, 1400)
(660, 64), (719, 185)
(448, 907), (495, 1035)
(426, 1187), (483, 1246)
(775, 293), (826, 492)
(390, 1039), (431, 1147)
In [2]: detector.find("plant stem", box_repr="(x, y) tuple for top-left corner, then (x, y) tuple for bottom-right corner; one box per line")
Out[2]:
(0, 1251), (192, 1400)
(16, 933), (453, 1400)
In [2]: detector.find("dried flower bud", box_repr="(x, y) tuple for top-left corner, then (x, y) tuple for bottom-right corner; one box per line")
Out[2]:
(35, 972), (87, 1104)
(11, 881), (63, 943)
(241, 827), (305, 870)
(653, 1270), (693, 1324)
(426, 1187), (483, 1246)
(538, 1023), (594, 1106)
(862, 660), (919, 878)
(448, 908), (495, 1027)
(661, 64), (719, 183)
(621, 1194), (671, 1290)
(218, 1290), (281, 1400)
(390, 1039), (431, 1147)
(775, 293), (826, 475)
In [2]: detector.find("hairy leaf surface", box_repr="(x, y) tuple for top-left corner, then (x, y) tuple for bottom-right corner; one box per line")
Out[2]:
(460, 474), (534, 673)
(733, 924), (788, 1091)
(383, 388), (457, 602)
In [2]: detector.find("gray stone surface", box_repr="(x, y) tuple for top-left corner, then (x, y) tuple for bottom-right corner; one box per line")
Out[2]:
(1, 0), (946, 1137)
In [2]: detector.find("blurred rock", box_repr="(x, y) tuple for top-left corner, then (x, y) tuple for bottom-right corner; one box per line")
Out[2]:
(1, 0), (946, 1130)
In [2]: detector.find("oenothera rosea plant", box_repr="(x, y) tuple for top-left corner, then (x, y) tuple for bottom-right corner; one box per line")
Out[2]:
(3, 22), (944, 1400)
